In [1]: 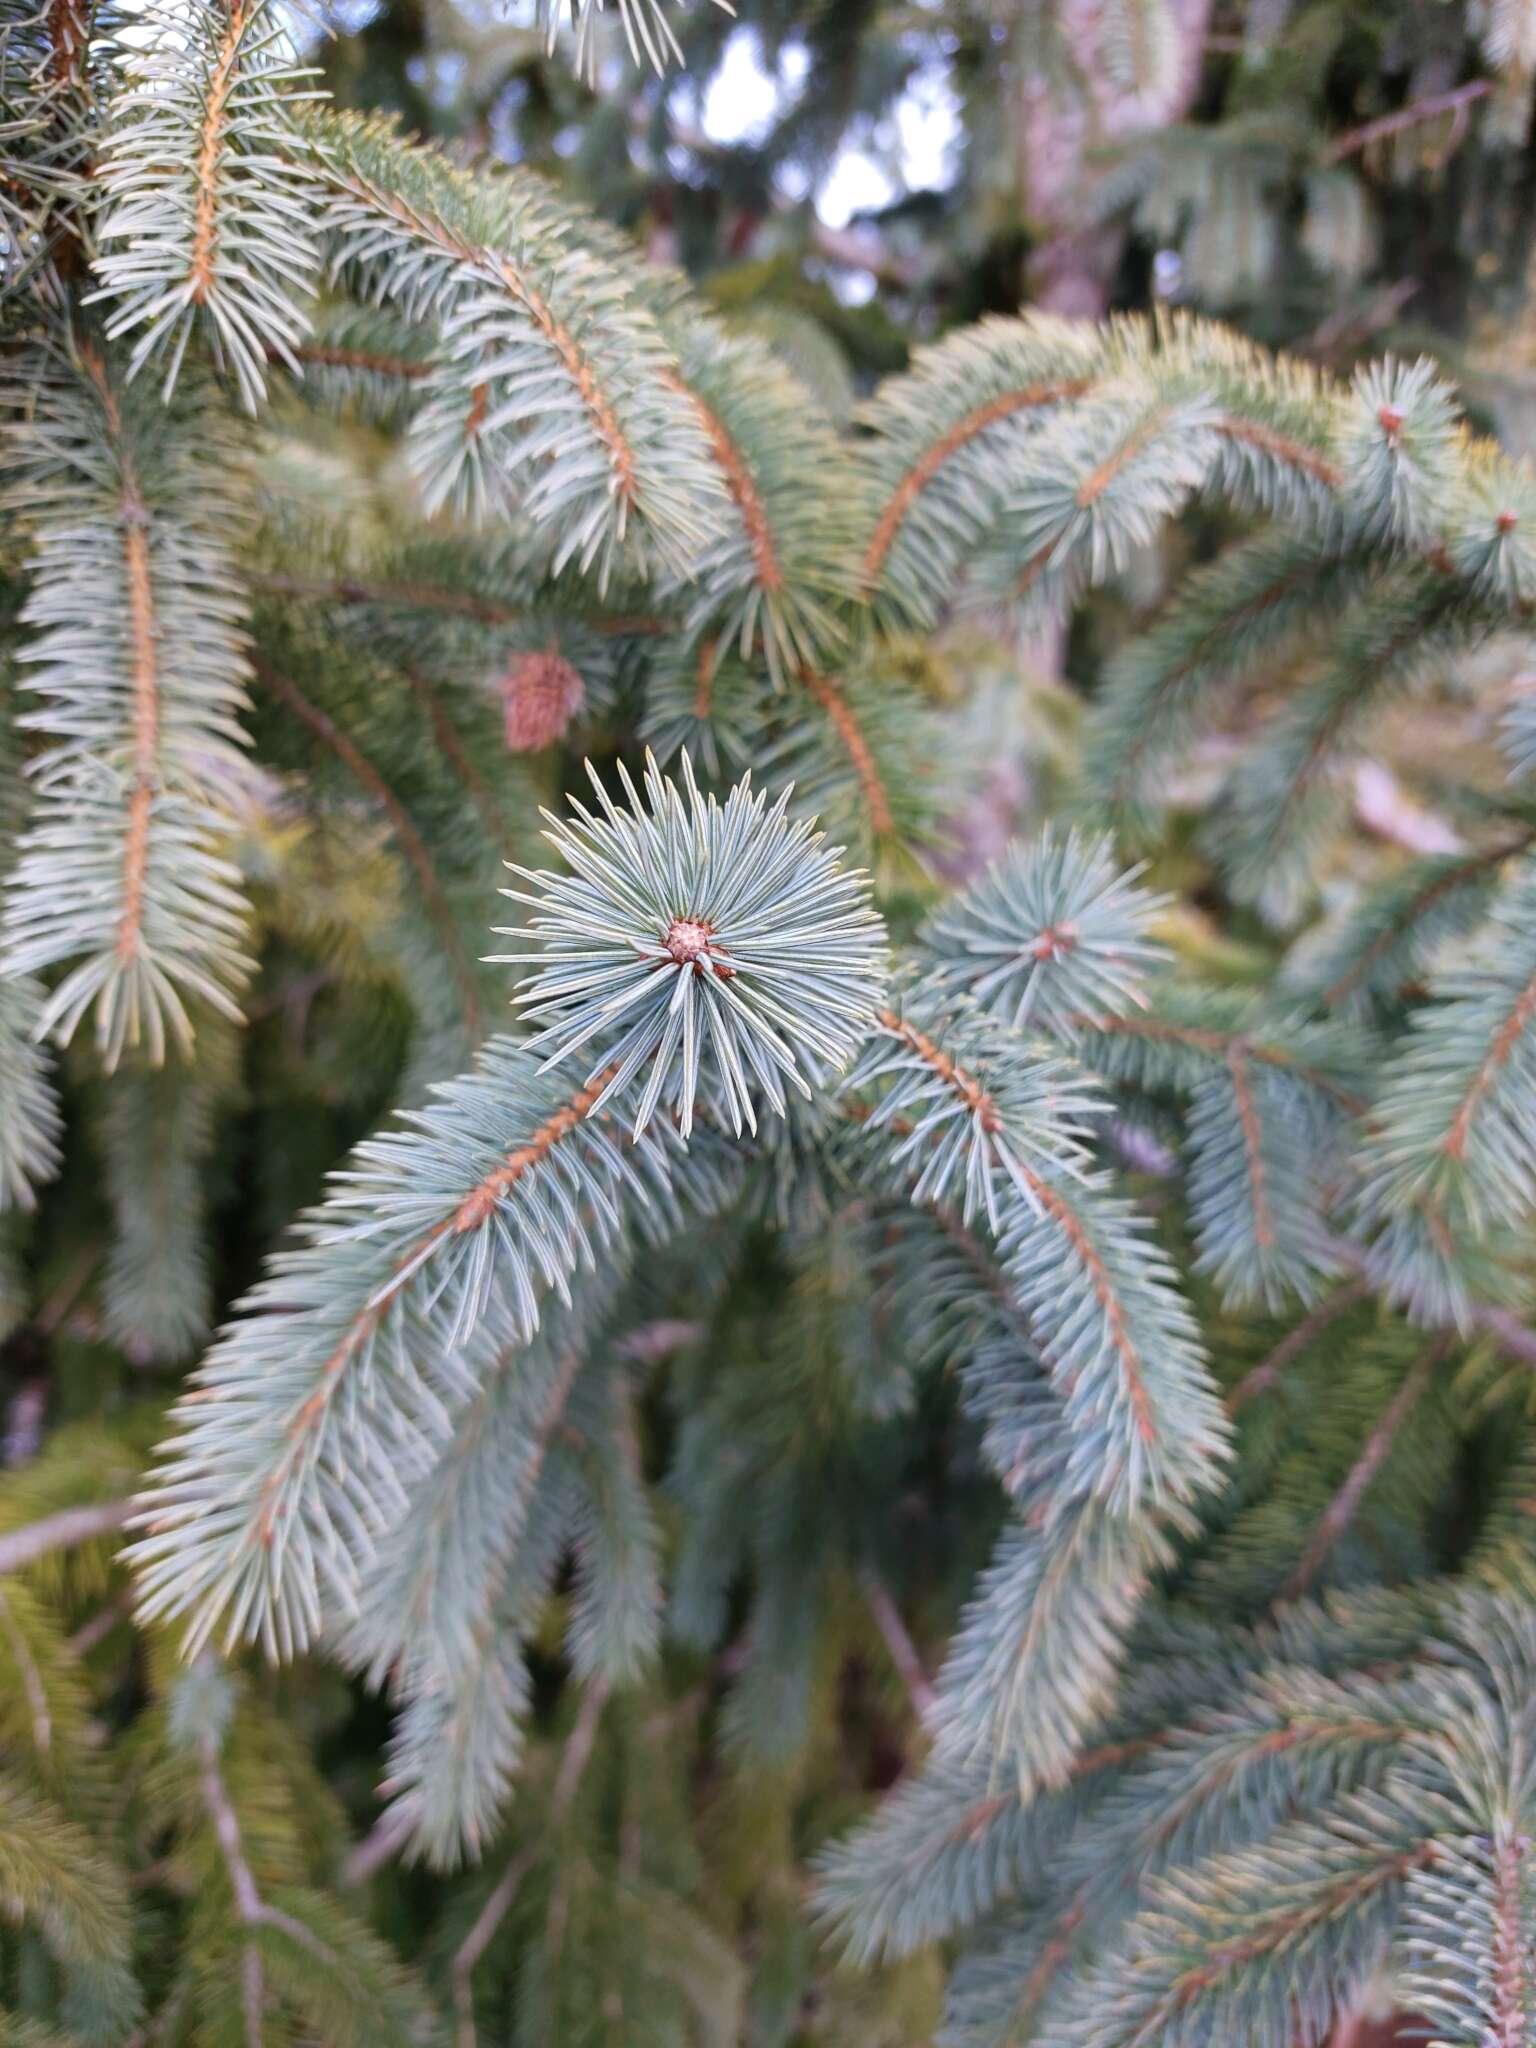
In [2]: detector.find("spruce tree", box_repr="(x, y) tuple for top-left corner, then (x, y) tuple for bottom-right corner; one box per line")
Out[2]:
(5, 0), (1536, 2040)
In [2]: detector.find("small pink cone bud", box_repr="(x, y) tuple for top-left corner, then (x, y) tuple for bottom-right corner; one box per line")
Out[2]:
(498, 650), (585, 753)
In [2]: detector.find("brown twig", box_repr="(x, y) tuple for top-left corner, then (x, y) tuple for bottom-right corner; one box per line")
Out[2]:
(1085, 1013), (1369, 1117)
(1443, 966), (1536, 1162)
(860, 1569), (936, 1721)
(188, 2), (249, 302)
(288, 342), (431, 381)
(76, 346), (160, 966)
(1226, 1042), (1275, 1252)
(1488, 1824), (1529, 2048)
(199, 1729), (361, 2043)
(249, 571), (665, 638)
(1280, 1342), (1443, 1601)
(0, 1499), (135, 1576)
(451, 1679), (610, 2048)
(406, 665), (518, 867)
(1227, 1281), (1370, 1413)
(662, 371), (782, 594)
(67, 1594), (134, 1659)
(1323, 80), (1493, 165)
(198, 1728), (267, 2047)
(254, 658), (483, 1044)
(875, 1007), (1000, 1131)
(798, 669), (896, 838)
(339, 1807), (416, 1890)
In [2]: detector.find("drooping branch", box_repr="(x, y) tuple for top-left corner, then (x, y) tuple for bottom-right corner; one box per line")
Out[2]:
(860, 378), (1095, 590)
(867, 1007), (1162, 1453)
(322, 164), (640, 512)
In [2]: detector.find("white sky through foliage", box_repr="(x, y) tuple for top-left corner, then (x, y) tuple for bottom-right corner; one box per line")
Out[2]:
(699, 24), (958, 227)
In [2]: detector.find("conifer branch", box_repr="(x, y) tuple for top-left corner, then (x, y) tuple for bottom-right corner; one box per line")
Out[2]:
(0, 971), (61, 1211)
(655, 315), (853, 679)
(1213, 415), (1343, 488)
(1136, 1840), (1437, 2037)
(663, 369), (783, 595)
(0, 1583), (53, 1750)
(859, 375), (1097, 592)
(91, 0), (321, 410)
(1080, 1014), (1364, 1116)
(1357, 860), (1536, 1245)
(2, 343), (253, 1064)
(1444, 973), (1536, 1163)
(924, 829), (1169, 1040)
(132, 1041), (694, 1657)
(12, 31), (1536, 2028)
(1315, 836), (1536, 1012)
(849, 980), (1227, 1509)
(312, 112), (715, 578)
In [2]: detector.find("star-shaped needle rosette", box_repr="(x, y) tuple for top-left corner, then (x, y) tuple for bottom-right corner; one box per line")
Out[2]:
(492, 753), (889, 1138)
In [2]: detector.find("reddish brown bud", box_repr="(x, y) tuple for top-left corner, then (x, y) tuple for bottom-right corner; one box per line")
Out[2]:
(1498, 509), (1520, 534)
(1378, 405), (1404, 438)
(498, 650), (585, 753)
(1028, 924), (1077, 963)
(664, 916), (714, 964)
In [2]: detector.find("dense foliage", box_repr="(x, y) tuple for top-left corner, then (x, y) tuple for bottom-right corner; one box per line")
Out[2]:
(6, 0), (1536, 2041)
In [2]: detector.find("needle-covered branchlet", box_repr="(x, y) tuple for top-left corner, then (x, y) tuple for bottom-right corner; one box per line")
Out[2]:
(494, 752), (888, 1138)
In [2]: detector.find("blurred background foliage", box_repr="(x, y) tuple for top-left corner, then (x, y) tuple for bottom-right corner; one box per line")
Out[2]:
(9, 1), (1536, 2041)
